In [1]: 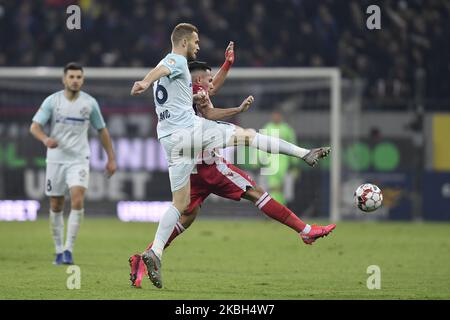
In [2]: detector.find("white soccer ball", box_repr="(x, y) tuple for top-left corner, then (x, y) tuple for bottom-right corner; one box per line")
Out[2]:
(354, 183), (383, 213)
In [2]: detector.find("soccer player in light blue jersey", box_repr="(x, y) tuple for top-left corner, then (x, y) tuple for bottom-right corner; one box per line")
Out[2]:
(131, 23), (330, 289)
(30, 62), (117, 265)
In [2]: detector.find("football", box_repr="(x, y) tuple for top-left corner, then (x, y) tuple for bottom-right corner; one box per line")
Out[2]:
(354, 183), (383, 212)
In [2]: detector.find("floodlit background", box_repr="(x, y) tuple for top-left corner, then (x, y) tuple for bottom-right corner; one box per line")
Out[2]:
(0, 0), (449, 221)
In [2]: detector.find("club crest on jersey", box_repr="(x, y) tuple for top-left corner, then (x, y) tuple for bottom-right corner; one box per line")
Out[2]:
(80, 107), (90, 118)
(167, 58), (176, 65)
(55, 112), (64, 123)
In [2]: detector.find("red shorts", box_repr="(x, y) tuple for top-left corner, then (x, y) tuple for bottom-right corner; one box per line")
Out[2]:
(187, 159), (256, 213)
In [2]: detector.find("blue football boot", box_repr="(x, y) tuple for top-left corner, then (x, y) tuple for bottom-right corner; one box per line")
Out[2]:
(53, 253), (63, 265)
(62, 250), (74, 265)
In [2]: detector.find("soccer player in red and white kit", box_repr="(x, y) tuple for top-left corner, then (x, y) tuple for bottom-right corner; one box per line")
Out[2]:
(129, 42), (335, 288)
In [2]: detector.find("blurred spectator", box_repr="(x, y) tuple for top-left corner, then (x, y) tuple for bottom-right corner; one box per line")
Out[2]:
(0, 0), (448, 108)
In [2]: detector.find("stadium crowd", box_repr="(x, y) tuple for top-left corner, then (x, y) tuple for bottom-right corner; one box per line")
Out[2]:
(0, 0), (448, 108)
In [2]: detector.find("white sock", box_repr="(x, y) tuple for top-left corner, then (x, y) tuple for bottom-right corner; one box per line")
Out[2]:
(251, 133), (310, 158)
(64, 209), (84, 252)
(175, 221), (186, 233)
(50, 210), (64, 254)
(151, 205), (181, 260)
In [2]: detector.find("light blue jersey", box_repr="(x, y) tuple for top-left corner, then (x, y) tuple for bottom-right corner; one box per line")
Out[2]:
(153, 53), (195, 139)
(32, 90), (105, 164)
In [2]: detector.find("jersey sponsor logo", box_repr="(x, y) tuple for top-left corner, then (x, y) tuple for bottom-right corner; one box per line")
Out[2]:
(55, 116), (86, 125)
(65, 117), (85, 122)
(63, 117), (86, 125)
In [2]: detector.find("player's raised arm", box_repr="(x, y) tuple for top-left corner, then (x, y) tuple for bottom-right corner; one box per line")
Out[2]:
(210, 41), (234, 96)
(189, 60), (251, 120)
(131, 65), (171, 96)
(197, 95), (254, 121)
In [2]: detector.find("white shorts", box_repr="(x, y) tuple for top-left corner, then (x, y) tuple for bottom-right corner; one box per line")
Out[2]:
(45, 162), (90, 196)
(160, 117), (236, 191)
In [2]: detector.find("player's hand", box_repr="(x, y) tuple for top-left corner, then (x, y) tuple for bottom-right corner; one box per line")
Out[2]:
(105, 159), (117, 178)
(131, 81), (150, 96)
(193, 90), (208, 105)
(238, 95), (254, 113)
(225, 41), (235, 65)
(43, 137), (58, 148)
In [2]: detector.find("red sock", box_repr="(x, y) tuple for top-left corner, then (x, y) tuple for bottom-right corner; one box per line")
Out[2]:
(145, 222), (186, 251)
(255, 192), (306, 233)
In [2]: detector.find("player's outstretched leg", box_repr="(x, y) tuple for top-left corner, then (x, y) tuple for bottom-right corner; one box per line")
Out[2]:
(144, 221), (187, 252)
(144, 182), (190, 288)
(230, 128), (331, 167)
(129, 215), (195, 288)
(302, 147), (331, 167)
(141, 249), (163, 289)
(245, 187), (336, 245)
(129, 223), (183, 288)
(129, 254), (146, 288)
(300, 224), (336, 245)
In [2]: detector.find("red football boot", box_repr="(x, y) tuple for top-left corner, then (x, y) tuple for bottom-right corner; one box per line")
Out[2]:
(300, 224), (336, 245)
(128, 254), (147, 288)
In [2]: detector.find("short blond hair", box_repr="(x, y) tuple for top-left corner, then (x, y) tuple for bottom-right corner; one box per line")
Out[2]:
(171, 23), (198, 45)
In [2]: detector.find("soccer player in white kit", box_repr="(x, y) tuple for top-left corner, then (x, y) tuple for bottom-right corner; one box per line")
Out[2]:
(131, 23), (330, 288)
(30, 62), (117, 265)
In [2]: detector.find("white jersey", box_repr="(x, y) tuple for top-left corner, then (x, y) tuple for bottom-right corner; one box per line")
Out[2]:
(32, 90), (106, 164)
(153, 52), (196, 139)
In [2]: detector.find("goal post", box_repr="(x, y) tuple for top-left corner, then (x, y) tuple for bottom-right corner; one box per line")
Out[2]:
(217, 68), (342, 222)
(0, 67), (342, 221)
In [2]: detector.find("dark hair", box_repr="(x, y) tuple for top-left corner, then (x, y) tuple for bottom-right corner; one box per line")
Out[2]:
(64, 62), (83, 74)
(171, 23), (198, 44)
(188, 61), (211, 73)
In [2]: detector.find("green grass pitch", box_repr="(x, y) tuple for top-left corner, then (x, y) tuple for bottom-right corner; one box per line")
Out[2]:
(0, 218), (449, 299)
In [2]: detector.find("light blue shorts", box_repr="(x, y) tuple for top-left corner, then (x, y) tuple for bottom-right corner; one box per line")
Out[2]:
(159, 117), (236, 191)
